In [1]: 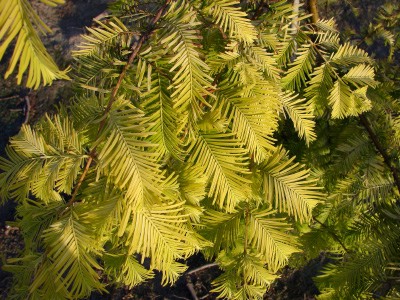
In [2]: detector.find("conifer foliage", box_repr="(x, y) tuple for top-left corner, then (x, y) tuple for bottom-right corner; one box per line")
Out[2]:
(0, 0), (382, 299)
(0, 0), (69, 88)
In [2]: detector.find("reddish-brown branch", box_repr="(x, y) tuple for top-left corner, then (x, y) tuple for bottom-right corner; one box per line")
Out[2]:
(66, 0), (171, 207)
(98, 0), (172, 134)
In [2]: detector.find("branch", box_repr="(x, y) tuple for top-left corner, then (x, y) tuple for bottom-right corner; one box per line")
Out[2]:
(186, 263), (219, 275)
(308, 0), (319, 23)
(186, 276), (199, 300)
(359, 114), (400, 195)
(0, 95), (19, 101)
(99, 0), (172, 134)
(66, 0), (172, 207)
(23, 96), (31, 124)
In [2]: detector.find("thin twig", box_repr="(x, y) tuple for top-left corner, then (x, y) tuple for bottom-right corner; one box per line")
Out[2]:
(66, 0), (172, 207)
(0, 95), (20, 101)
(186, 263), (219, 275)
(66, 156), (94, 208)
(172, 295), (190, 300)
(313, 217), (350, 253)
(186, 276), (199, 300)
(23, 96), (31, 124)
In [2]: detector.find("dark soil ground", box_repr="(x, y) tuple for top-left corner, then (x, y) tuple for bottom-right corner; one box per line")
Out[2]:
(0, 1), (323, 299)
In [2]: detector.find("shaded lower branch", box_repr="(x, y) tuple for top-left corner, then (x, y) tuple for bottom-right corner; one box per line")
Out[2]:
(359, 114), (400, 195)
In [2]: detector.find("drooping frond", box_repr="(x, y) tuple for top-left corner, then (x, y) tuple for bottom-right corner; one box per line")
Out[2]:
(174, 162), (207, 223)
(96, 98), (166, 208)
(203, 0), (257, 45)
(260, 147), (323, 222)
(314, 18), (338, 33)
(342, 64), (377, 88)
(358, 175), (394, 203)
(211, 271), (238, 299)
(304, 63), (335, 113)
(201, 209), (242, 255)
(188, 132), (251, 212)
(317, 215), (400, 299)
(68, 94), (106, 130)
(159, 1), (214, 129)
(258, 31), (279, 52)
(73, 52), (118, 88)
(279, 92), (316, 145)
(208, 47), (241, 75)
(3, 254), (48, 299)
(233, 61), (264, 86)
(17, 199), (61, 251)
(220, 81), (279, 162)
(142, 71), (183, 158)
(275, 37), (298, 68)
(274, 21), (309, 68)
(245, 46), (280, 81)
(38, 209), (105, 298)
(248, 208), (298, 272)
(103, 252), (154, 288)
(212, 251), (277, 300)
(0, 0), (69, 88)
(27, 256), (72, 299)
(281, 44), (316, 91)
(126, 201), (199, 284)
(333, 133), (373, 174)
(328, 81), (371, 119)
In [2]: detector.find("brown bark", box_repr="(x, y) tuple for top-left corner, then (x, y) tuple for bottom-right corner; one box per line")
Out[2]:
(308, 0), (319, 23)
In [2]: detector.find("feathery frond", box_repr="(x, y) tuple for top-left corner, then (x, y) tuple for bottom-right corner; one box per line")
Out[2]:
(260, 147), (323, 222)
(0, 0), (69, 88)
(73, 17), (132, 57)
(96, 98), (165, 208)
(142, 71), (183, 158)
(188, 132), (251, 212)
(160, 1), (214, 130)
(203, 0), (257, 45)
(103, 252), (154, 288)
(126, 201), (198, 284)
(245, 46), (280, 81)
(248, 208), (298, 272)
(0, 118), (87, 203)
(282, 44), (316, 91)
(201, 209), (242, 255)
(279, 92), (316, 145)
(330, 43), (372, 66)
(39, 209), (105, 298)
(220, 81), (279, 162)
(328, 80), (371, 118)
